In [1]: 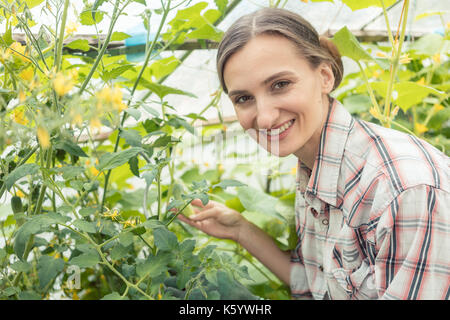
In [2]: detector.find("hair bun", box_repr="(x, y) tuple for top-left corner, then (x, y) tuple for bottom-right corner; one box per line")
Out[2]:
(319, 36), (343, 90)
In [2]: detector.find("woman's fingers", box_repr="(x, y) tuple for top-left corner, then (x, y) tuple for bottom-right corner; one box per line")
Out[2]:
(190, 198), (216, 209)
(189, 207), (220, 221)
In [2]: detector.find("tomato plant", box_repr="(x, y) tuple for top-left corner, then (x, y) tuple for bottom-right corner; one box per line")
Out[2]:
(0, 0), (448, 301)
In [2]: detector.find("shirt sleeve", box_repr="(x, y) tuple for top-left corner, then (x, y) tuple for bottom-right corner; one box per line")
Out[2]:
(374, 184), (450, 300)
(290, 253), (313, 299)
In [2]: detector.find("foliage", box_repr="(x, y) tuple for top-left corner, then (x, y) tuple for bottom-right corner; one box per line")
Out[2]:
(0, 0), (448, 301)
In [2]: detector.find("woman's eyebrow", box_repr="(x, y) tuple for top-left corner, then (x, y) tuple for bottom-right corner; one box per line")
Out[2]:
(228, 70), (295, 97)
(261, 71), (295, 86)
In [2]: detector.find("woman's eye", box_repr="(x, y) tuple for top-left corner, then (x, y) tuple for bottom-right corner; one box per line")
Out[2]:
(272, 80), (290, 90)
(235, 95), (252, 104)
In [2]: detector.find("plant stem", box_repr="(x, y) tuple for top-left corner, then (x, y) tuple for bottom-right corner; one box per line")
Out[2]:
(379, 0), (396, 48)
(55, 0), (69, 72)
(78, 0), (124, 95)
(100, 0), (171, 215)
(383, 0), (410, 127)
(356, 61), (382, 116)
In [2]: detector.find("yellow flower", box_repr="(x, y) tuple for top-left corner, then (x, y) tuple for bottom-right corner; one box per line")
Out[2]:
(102, 208), (120, 221)
(53, 72), (74, 96)
(416, 77), (425, 85)
(0, 48), (11, 62)
(376, 51), (388, 58)
(96, 85), (127, 112)
(37, 126), (51, 149)
(415, 123), (428, 135)
(16, 190), (25, 198)
(391, 105), (400, 117)
(19, 67), (34, 82)
(71, 113), (83, 127)
(432, 53), (441, 64)
(8, 42), (30, 62)
(65, 21), (79, 34)
(122, 218), (136, 228)
(12, 108), (28, 125)
(399, 53), (412, 64)
(433, 104), (444, 113)
(18, 90), (26, 103)
(301, 0), (309, 2)
(89, 117), (102, 131)
(369, 107), (381, 119)
(90, 166), (99, 176)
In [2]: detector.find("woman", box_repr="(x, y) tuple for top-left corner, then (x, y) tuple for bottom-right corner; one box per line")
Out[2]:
(178, 8), (450, 300)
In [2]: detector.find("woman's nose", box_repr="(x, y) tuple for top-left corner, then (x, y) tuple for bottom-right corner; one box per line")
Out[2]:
(255, 98), (279, 130)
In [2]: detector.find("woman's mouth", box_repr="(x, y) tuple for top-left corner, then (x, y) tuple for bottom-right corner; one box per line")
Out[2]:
(259, 119), (295, 141)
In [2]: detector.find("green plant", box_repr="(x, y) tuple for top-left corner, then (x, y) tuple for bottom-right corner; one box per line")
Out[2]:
(0, 0), (261, 300)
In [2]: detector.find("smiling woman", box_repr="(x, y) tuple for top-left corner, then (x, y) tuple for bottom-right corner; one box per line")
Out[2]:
(178, 7), (450, 300)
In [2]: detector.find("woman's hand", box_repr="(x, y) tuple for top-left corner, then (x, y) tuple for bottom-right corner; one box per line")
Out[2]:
(178, 198), (292, 285)
(177, 198), (247, 242)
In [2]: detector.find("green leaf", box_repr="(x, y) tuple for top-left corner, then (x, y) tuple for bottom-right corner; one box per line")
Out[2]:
(213, 179), (246, 189)
(73, 219), (97, 233)
(136, 253), (169, 278)
(102, 65), (135, 81)
(238, 186), (285, 221)
(25, 0), (44, 9)
(371, 81), (446, 112)
(214, 0), (228, 12)
(65, 39), (90, 52)
(409, 33), (444, 56)
(55, 139), (88, 157)
(11, 261), (32, 273)
(125, 108), (141, 121)
(142, 168), (158, 185)
(394, 82), (446, 112)
(149, 56), (180, 80)
(128, 156), (140, 178)
(341, 0), (396, 11)
(343, 94), (372, 114)
(69, 252), (100, 268)
(331, 26), (373, 62)
(110, 243), (130, 260)
(110, 31), (132, 41)
(140, 80), (197, 100)
(56, 166), (85, 180)
(80, 10), (104, 25)
(37, 255), (65, 288)
(5, 163), (39, 191)
(97, 147), (144, 172)
(187, 24), (224, 42)
(120, 129), (142, 147)
(14, 216), (49, 260)
(153, 227), (178, 251)
(101, 292), (127, 300)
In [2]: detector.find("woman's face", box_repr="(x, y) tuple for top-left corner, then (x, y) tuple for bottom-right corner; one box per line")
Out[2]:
(223, 34), (334, 162)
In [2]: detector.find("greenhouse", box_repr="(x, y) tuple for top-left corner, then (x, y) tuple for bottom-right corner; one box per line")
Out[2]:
(0, 0), (449, 303)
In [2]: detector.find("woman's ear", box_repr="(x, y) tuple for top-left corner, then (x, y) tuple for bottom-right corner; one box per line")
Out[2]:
(318, 63), (335, 94)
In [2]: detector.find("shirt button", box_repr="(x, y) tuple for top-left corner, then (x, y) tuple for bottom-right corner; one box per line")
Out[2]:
(319, 265), (324, 272)
(310, 208), (318, 217)
(322, 219), (329, 226)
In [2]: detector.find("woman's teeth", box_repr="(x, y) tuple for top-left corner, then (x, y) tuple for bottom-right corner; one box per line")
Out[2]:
(265, 119), (294, 136)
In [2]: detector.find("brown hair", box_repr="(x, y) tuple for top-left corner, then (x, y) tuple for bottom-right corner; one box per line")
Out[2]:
(216, 8), (343, 93)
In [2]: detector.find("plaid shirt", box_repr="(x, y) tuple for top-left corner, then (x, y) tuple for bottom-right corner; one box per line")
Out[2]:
(290, 99), (450, 300)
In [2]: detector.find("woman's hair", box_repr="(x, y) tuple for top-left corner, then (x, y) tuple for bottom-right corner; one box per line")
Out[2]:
(216, 7), (343, 93)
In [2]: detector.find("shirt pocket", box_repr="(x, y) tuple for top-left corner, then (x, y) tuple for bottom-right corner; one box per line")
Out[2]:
(330, 258), (378, 299)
